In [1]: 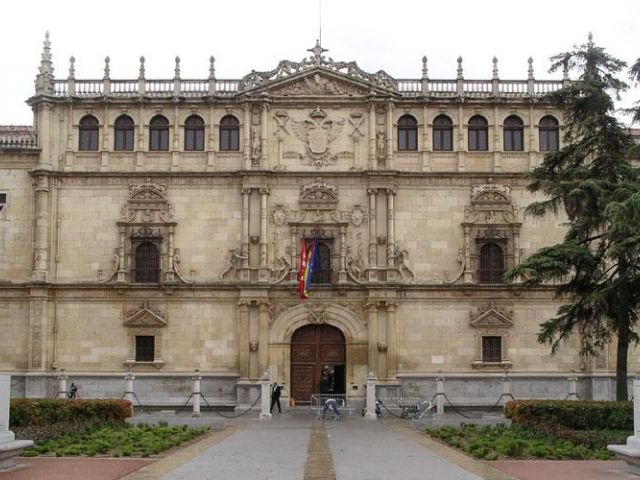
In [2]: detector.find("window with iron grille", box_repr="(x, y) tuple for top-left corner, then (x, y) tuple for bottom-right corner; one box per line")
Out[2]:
(397, 114), (418, 150)
(539, 115), (559, 151)
(433, 114), (453, 151)
(135, 335), (155, 362)
(468, 115), (488, 151)
(0, 193), (6, 213)
(184, 115), (205, 151)
(311, 241), (332, 284)
(79, 115), (99, 151)
(219, 115), (239, 151)
(478, 242), (505, 284)
(482, 336), (502, 363)
(134, 242), (160, 283)
(503, 115), (524, 151)
(149, 115), (169, 151)
(114, 115), (134, 151)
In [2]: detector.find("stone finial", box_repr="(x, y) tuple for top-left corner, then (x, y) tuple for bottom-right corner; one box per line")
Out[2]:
(527, 57), (534, 80)
(422, 56), (428, 79)
(209, 56), (216, 79)
(174, 56), (181, 79)
(68, 56), (75, 80)
(492, 56), (499, 80)
(308, 39), (328, 66)
(587, 31), (594, 48)
(35, 31), (55, 94)
(456, 56), (463, 79)
(138, 56), (146, 80)
(103, 56), (111, 80)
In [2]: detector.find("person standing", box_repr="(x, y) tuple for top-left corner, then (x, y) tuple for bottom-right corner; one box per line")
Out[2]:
(68, 383), (78, 399)
(270, 382), (283, 413)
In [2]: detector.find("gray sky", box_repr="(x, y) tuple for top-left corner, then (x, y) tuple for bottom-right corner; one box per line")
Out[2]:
(1, 0), (638, 125)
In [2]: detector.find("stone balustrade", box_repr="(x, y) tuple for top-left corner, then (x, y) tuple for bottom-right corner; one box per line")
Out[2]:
(0, 127), (38, 150)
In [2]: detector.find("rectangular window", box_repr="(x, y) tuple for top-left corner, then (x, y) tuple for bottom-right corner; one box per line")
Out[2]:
(482, 336), (502, 363)
(149, 129), (169, 151)
(540, 130), (558, 151)
(504, 130), (523, 151)
(0, 193), (6, 213)
(220, 130), (239, 151)
(469, 130), (488, 151)
(433, 130), (452, 151)
(135, 335), (155, 362)
(115, 129), (134, 151)
(79, 129), (99, 151)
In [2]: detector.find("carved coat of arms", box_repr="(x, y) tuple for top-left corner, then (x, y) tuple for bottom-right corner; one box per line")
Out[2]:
(291, 108), (344, 168)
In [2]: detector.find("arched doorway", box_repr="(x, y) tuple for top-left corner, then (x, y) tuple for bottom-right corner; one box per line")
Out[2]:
(290, 324), (345, 404)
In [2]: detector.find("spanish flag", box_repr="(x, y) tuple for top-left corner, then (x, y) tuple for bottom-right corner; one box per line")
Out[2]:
(298, 237), (320, 300)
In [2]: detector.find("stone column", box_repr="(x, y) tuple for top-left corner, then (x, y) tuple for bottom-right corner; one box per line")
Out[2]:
(259, 371), (272, 420)
(290, 226), (298, 282)
(385, 102), (394, 168)
(258, 188), (269, 281)
(124, 370), (135, 404)
(338, 225), (347, 283)
(258, 301), (270, 376)
(422, 104), (431, 172)
(117, 226), (126, 283)
(28, 288), (47, 371)
(436, 375), (445, 416)
(240, 188), (251, 280)
(0, 375), (33, 470)
(33, 174), (50, 282)
(463, 226), (473, 283)
(260, 102), (269, 166)
(386, 188), (396, 281)
(367, 188), (377, 281)
(192, 370), (201, 417)
(502, 372), (512, 400)
(238, 301), (250, 380)
(608, 375), (640, 472)
(367, 303), (378, 377)
(165, 225), (175, 282)
(368, 102), (376, 169)
(567, 375), (579, 400)
(386, 302), (398, 379)
(365, 372), (378, 420)
(57, 369), (68, 399)
(243, 103), (251, 169)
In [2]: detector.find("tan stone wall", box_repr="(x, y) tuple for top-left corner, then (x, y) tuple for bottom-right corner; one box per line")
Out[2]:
(0, 297), (29, 370)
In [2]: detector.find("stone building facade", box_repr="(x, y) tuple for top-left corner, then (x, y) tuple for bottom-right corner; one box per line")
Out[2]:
(0, 34), (633, 406)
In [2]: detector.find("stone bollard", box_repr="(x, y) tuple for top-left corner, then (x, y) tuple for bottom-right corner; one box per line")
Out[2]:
(608, 375), (640, 474)
(567, 375), (579, 400)
(192, 369), (202, 417)
(0, 375), (33, 470)
(124, 370), (135, 404)
(259, 371), (272, 420)
(435, 375), (445, 416)
(57, 369), (68, 399)
(365, 372), (378, 420)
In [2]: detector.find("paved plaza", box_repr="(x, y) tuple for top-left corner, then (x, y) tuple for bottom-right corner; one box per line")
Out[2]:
(2, 410), (638, 480)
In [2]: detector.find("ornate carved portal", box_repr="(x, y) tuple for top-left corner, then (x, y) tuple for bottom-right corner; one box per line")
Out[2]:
(290, 324), (346, 404)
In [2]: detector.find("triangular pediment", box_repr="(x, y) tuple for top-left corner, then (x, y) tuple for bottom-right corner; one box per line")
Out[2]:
(470, 307), (513, 329)
(123, 302), (167, 328)
(244, 67), (398, 98)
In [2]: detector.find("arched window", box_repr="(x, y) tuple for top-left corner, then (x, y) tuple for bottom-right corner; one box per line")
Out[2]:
(539, 115), (559, 151)
(184, 115), (205, 151)
(433, 115), (453, 151)
(311, 242), (332, 284)
(149, 115), (169, 151)
(79, 115), (99, 151)
(478, 243), (505, 284)
(503, 115), (524, 151)
(219, 115), (239, 151)
(397, 115), (418, 150)
(134, 242), (160, 283)
(468, 115), (488, 151)
(114, 115), (134, 151)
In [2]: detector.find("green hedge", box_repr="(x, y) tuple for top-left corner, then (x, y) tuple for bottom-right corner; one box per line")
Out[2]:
(10, 399), (132, 443)
(504, 400), (632, 431)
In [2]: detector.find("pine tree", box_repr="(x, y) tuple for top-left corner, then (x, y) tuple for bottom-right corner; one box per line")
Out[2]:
(629, 57), (640, 124)
(507, 34), (640, 400)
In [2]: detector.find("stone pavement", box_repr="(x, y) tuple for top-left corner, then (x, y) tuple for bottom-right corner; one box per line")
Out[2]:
(3, 411), (639, 480)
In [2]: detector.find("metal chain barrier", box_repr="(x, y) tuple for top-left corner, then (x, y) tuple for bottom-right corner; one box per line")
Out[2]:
(120, 391), (153, 415)
(202, 391), (262, 418)
(484, 393), (515, 413)
(377, 400), (405, 419)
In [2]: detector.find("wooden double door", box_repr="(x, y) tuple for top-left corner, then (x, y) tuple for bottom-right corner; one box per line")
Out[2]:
(290, 324), (345, 404)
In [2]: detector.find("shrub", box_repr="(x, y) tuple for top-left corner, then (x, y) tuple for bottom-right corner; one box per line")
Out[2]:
(504, 400), (632, 431)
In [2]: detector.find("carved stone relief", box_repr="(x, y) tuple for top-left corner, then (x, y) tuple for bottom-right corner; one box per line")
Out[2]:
(123, 301), (167, 328)
(291, 109), (345, 168)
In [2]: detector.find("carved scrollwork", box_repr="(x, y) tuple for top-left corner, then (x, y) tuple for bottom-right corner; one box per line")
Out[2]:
(299, 182), (339, 210)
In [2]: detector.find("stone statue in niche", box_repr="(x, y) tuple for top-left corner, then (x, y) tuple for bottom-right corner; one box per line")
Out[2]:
(394, 248), (416, 279)
(346, 245), (365, 284)
(251, 128), (261, 161)
(376, 131), (386, 159)
(219, 248), (248, 280)
(270, 255), (291, 284)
